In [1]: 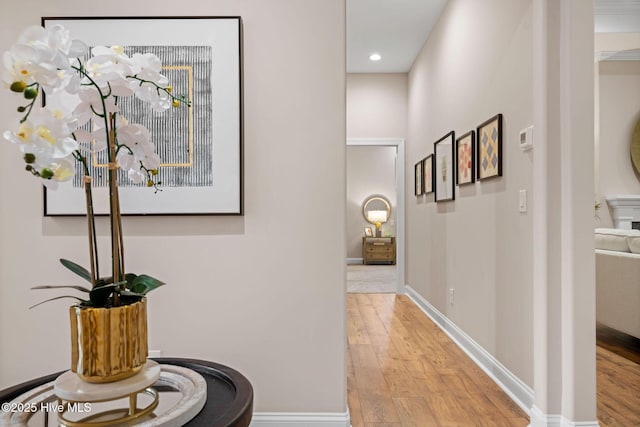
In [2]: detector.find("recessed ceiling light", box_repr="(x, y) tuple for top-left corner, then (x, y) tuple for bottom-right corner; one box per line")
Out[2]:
(369, 53), (381, 61)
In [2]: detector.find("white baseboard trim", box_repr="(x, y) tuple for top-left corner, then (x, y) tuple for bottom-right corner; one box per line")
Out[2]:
(404, 285), (534, 416)
(529, 406), (563, 427)
(347, 258), (363, 265)
(250, 411), (351, 426)
(528, 406), (599, 427)
(561, 419), (600, 427)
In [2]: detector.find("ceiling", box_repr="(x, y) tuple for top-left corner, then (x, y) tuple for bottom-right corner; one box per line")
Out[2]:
(346, 0), (447, 73)
(347, 0), (640, 74)
(595, 0), (640, 32)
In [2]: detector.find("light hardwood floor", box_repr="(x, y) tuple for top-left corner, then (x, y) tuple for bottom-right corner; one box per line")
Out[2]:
(347, 293), (640, 427)
(347, 293), (529, 426)
(596, 324), (640, 427)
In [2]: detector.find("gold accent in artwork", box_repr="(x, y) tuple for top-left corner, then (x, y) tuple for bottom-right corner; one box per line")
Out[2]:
(93, 65), (194, 169)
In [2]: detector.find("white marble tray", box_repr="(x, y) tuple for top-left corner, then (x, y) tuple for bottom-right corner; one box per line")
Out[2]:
(0, 364), (207, 427)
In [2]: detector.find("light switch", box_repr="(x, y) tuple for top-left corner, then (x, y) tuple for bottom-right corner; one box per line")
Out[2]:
(519, 189), (527, 212)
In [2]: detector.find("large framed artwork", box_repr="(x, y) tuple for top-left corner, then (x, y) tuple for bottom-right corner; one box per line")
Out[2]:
(434, 132), (455, 202)
(42, 16), (243, 215)
(456, 131), (475, 186)
(414, 160), (424, 196)
(477, 113), (503, 181)
(422, 154), (434, 194)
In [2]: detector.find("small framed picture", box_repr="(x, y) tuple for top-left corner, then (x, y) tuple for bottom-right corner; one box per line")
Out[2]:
(415, 160), (424, 196)
(477, 114), (503, 180)
(456, 131), (476, 185)
(434, 131), (455, 202)
(422, 154), (434, 194)
(364, 227), (373, 237)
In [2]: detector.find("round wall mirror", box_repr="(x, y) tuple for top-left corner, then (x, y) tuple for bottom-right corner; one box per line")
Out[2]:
(362, 195), (391, 225)
(631, 116), (640, 174)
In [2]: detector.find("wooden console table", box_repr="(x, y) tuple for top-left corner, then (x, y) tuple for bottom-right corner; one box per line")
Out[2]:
(363, 237), (396, 265)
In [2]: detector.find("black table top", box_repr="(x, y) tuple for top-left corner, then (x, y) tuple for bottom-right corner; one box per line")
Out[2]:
(0, 357), (253, 427)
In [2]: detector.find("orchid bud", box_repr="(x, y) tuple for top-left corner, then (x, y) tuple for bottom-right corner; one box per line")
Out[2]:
(10, 81), (26, 93)
(40, 168), (54, 179)
(24, 88), (38, 99)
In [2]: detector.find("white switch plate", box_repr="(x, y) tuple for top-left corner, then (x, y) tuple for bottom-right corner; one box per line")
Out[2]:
(519, 190), (527, 212)
(449, 288), (454, 305)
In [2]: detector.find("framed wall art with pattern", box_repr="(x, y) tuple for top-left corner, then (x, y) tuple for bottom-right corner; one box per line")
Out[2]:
(414, 160), (424, 196)
(42, 16), (243, 216)
(476, 114), (503, 181)
(456, 131), (475, 186)
(434, 131), (455, 202)
(422, 154), (434, 194)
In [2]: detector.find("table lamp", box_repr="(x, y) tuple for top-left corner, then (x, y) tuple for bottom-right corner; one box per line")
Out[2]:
(367, 210), (388, 237)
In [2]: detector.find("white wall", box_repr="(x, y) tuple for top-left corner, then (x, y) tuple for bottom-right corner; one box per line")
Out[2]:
(0, 0), (347, 415)
(346, 146), (397, 259)
(347, 73), (407, 139)
(407, 0), (534, 386)
(346, 73), (406, 264)
(597, 60), (640, 227)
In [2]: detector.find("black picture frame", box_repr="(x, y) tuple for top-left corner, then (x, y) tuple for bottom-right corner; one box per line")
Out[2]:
(422, 154), (434, 194)
(415, 160), (424, 196)
(476, 113), (503, 181)
(434, 131), (455, 202)
(41, 16), (244, 216)
(456, 130), (476, 186)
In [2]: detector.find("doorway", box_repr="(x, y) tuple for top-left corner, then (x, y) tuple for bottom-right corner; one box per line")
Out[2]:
(346, 138), (405, 294)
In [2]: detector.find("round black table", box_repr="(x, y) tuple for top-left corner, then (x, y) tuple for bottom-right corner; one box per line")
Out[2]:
(0, 358), (253, 427)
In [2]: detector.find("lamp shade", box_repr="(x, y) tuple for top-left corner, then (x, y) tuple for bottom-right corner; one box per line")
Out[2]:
(366, 210), (388, 224)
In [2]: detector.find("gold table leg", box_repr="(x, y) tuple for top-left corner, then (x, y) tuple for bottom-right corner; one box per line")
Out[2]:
(57, 387), (159, 427)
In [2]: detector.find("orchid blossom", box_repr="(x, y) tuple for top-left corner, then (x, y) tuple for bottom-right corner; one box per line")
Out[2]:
(2, 23), (190, 307)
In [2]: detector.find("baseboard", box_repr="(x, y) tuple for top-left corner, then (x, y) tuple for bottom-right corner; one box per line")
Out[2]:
(347, 258), (363, 265)
(529, 406), (563, 427)
(250, 411), (351, 426)
(560, 419), (600, 427)
(528, 406), (599, 427)
(404, 285), (534, 415)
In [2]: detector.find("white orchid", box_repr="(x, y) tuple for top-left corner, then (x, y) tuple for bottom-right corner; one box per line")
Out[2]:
(3, 25), (85, 93)
(2, 44), (59, 89)
(3, 107), (78, 158)
(2, 107), (78, 183)
(3, 23), (189, 191)
(3, 23), (191, 314)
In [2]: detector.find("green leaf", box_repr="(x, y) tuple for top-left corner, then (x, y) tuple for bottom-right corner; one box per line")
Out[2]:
(96, 277), (113, 286)
(124, 273), (138, 288)
(119, 290), (146, 304)
(97, 274), (136, 288)
(29, 295), (88, 309)
(129, 274), (165, 295)
(60, 259), (92, 283)
(89, 283), (116, 307)
(120, 290), (145, 298)
(31, 285), (91, 293)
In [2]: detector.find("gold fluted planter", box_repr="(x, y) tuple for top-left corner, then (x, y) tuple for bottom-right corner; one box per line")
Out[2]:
(70, 299), (148, 383)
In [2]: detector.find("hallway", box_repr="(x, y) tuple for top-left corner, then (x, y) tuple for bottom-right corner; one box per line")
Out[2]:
(347, 293), (528, 426)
